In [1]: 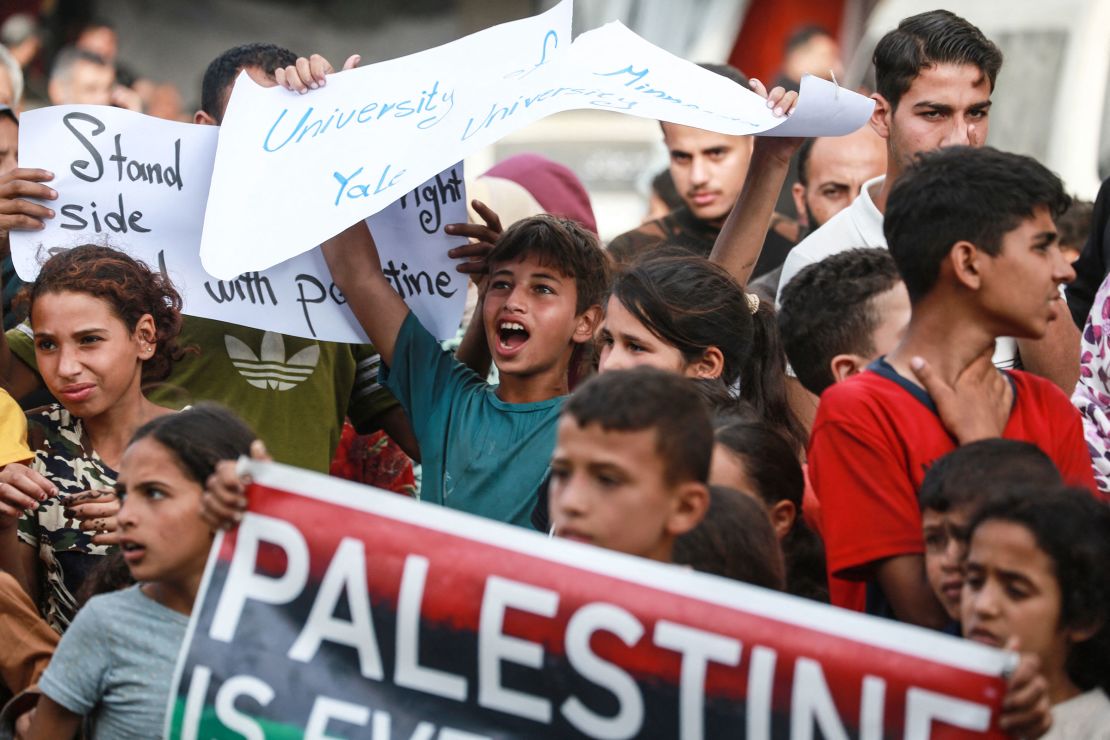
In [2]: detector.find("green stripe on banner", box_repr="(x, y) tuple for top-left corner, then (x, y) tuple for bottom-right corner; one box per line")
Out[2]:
(168, 699), (304, 740)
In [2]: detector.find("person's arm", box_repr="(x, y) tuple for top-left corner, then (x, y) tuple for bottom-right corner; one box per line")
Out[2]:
(873, 554), (949, 629)
(1015, 304), (1080, 394)
(709, 81), (800, 286)
(785, 376), (818, 447)
(1065, 177), (1110, 327)
(0, 168), (53, 398)
(0, 462), (55, 597)
(807, 391), (932, 616)
(26, 696), (80, 740)
(321, 221), (409, 368)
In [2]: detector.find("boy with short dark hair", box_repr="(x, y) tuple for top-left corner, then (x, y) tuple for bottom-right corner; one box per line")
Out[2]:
(808, 146), (1097, 628)
(918, 439), (1062, 623)
(324, 213), (609, 528)
(547, 367), (710, 562)
(778, 248), (909, 397)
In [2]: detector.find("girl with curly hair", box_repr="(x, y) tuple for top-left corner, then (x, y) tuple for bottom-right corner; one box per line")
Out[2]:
(0, 245), (184, 631)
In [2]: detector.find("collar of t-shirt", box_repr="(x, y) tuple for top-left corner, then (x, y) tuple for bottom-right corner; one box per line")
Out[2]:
(867, 356), (1017, 419)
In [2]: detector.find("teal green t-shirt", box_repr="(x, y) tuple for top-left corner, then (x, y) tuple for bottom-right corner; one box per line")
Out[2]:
(381, 312), (561, 529)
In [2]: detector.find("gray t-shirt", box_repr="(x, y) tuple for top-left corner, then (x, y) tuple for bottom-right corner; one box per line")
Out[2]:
(39, 584), (189, 739)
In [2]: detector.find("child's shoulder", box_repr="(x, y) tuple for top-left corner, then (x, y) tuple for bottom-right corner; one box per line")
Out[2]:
(1008, 369), (1078, 415)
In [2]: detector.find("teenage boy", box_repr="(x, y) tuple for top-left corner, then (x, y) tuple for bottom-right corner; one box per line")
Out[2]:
(808, 146), (1097, 629)
(547, 367), (710, 562)
(323, 214), (609, 528)
(918, 440), (1062, 623)
(607, 64), (795, 279)
(776, 9), (1077, 392)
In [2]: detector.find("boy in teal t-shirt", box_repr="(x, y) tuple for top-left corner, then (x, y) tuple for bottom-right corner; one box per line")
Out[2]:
(326, 213), (610, 528)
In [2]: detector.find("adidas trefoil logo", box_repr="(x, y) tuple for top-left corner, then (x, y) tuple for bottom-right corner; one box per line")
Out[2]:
(225, 331), (320, 391)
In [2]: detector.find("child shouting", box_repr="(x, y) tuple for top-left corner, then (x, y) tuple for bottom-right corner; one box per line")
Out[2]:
(323, 215), (609, 528)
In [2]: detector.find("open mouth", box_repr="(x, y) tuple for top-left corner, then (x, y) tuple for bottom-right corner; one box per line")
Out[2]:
(121, 541), (146, 561)
(498, 321), (530, 352)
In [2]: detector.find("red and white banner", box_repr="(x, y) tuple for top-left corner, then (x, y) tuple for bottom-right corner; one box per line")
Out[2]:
(167, 461), (1014, 739)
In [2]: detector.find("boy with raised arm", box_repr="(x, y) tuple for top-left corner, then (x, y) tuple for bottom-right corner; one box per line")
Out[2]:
(323, 214), (608, 528)
(808, 147), (1096, 628)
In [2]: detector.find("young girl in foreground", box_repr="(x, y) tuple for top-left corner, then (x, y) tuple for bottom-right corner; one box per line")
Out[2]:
(28, 404), (254, 739)
(962, 486), (1110, 737)
(0, 246), (185, 631)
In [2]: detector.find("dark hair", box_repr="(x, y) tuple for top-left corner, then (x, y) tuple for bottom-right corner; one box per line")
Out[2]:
(779, 248), (902, 395)
(487, 214), (610, 315)
(50, 46), (109, 81)
(919, 439), (1061, 514)
(795, 137), (817, 187)
(24, 245), (184, 382)
(130, 403), (255, 484)
(885, 147), (1071, 303)
(75, 551), (134, 608)
(650, 168), (683, 213)
(1056, 198), (1095, 250)
(201, 43), (297, 122)
(673, 485), (785, 590)
(872, 10), (1002, 111)
(968, 486), (1110, 692)
(563, 367), (712, 485)
(785, 25), (833, 55)
(608, 255), (804, 450)
(713, 414), (828, 602)
(696, 62), (750, 89)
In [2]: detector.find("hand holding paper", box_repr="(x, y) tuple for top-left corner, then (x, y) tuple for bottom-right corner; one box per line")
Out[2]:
(199, 0), (875, 279)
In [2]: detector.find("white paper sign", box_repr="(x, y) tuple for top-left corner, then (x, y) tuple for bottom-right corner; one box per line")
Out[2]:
(11, 105), (468, 343)
(200, 0), (875, 278)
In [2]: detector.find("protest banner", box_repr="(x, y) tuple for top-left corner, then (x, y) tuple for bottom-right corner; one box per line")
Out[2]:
(167, 461), (1014, 739)
(10, 105), (468, 342)
(199, 0), (876, 278)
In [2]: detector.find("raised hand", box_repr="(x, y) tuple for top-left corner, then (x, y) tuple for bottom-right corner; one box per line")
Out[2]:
(0, 168), (57, 246)
(201, 440), (271, 531)
(445, 199), (504, 289)
(275, 53), (361, 94)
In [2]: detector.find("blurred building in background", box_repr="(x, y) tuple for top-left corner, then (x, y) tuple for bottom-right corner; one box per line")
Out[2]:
(3, 0), (1107, 239)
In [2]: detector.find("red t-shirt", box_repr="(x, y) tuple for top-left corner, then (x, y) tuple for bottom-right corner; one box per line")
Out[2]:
(810, 360), (1097, 611)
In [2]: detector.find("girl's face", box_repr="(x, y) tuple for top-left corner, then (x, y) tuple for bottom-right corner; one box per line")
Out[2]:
(116, 437), (212, 593)
(961, 520), (1076, 696)
(32, 291), (154, 419)
(598, 295), (700, 377)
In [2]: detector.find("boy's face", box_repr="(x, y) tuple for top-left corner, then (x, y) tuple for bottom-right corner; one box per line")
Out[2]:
(875, 63), (991, 176)
(483, 254), (592, 379)
(976, 206), (1075, 339)
(922, 504), (973, 621)
(548, 415), (702, 562)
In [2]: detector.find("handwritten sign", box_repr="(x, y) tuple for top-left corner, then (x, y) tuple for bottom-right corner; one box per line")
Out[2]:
(11, 105), (468, 342)
(167, 461), (1013, 739)
(200, 0), (875, 278)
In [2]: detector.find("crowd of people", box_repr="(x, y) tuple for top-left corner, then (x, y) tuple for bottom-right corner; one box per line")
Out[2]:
(0, 5), (1109, 739)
